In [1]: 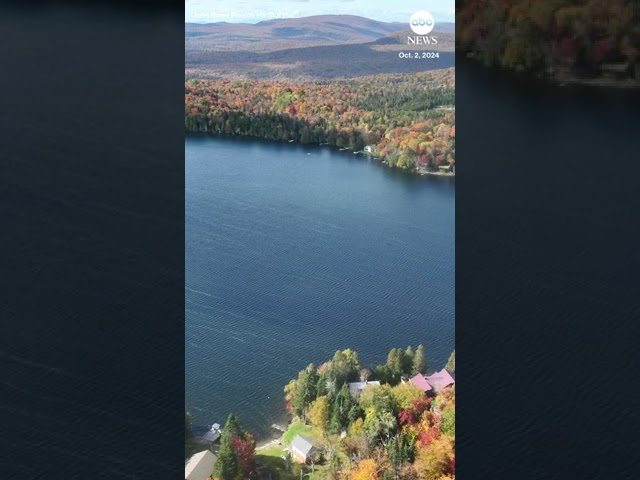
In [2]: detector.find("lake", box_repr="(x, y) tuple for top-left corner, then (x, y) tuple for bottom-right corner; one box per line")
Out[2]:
(185, 135), (455, 439)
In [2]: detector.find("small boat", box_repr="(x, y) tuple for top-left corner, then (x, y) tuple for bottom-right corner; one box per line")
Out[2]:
(288, 139), (294, 143)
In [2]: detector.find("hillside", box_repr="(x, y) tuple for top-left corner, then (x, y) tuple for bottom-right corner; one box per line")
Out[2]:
(186, 15), (455, 82)
(186, 15), (407, 52)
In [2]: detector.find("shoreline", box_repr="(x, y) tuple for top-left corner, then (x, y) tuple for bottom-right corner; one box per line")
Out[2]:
(462, 53), (640, 90)
(185, 131), (456, 178)
(255, 436), (283, 452)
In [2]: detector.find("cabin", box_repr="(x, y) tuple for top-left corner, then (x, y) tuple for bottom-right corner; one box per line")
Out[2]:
(185, 450), (217, 480)
(425, 368), (455, 393)
(348, 381), (381, 398)
(410, 368), (455, 394)
(409, 373), (433, 393)
(438, 164), (453, 173)
(289, 435), (317, 464)
(364, 145), (375, 154)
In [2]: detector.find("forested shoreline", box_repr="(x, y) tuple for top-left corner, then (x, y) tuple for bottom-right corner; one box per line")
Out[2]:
(457, 0), (640, 83)
(278, 346), (455, 479)
(185, 69), (455, 174)
(204, 346), (456, 480)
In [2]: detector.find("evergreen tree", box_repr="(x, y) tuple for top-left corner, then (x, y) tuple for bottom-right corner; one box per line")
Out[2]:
(348, 404), (365, 425)
(412, 344), (427, 375)
(445, 350), (455, 373)
(213, 414), (240, 480)
(386, 348), (405, 385)
(293, 364), (318, 418)
(224, 413), (243, 439)
(316, 371), (328, 398)
(330, 384), (354, 433)
(403, 346), (415, 374)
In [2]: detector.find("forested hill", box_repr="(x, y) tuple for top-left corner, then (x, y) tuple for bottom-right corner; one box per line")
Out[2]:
(186, 15), (407, 51)
(185, 69), (455, 174)
(185, 15), (455, 82)
(457, 0), (640, 82)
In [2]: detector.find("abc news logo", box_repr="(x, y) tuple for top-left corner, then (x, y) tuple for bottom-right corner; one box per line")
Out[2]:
(408, 10), (437, 45)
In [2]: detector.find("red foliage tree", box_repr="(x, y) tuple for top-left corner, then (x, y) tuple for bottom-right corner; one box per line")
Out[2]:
(418, 427), (440, 447)
(232, 436), (256, 479)
(399, 398), (432, 426)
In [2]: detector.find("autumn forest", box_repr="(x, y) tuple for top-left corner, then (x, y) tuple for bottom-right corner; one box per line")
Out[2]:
(457, 0), (640, 80)
(185, 68), (455, 173)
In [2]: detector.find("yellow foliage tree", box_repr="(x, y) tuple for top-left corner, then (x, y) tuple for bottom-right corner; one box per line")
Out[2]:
(349, 417), (365, 437)
(350, 458), (380, 480)
(308, 395), (330, 431)
(413, 436), (454, 480)
(391, 383), (425, 410)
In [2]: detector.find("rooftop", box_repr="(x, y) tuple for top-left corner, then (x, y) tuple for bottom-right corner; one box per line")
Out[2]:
(290, 435), (315, 457)
(348, 381), (381, 396)
(409, 373), (433, 392)
(425, 368), (455, 392)
(185, 450), (217, 480)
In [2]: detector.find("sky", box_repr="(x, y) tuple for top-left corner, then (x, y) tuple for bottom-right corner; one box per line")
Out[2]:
(185, 0), (455, 24)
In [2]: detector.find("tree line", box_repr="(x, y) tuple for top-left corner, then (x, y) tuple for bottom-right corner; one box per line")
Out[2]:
(457, 0), (640, 77)
(185, 69), (455, 172)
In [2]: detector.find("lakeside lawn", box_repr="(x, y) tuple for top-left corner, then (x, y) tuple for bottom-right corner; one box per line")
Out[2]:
(256, 453), (328, 480)
(256, 420), (325, 480)
(258, 444), (287, 458)
(282, 420), (319, 446)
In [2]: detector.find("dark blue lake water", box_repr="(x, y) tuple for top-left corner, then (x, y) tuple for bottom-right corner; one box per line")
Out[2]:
(185, 135), (455, 439)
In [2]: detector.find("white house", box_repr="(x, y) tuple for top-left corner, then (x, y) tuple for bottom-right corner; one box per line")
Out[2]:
(348, 381), (380, 398)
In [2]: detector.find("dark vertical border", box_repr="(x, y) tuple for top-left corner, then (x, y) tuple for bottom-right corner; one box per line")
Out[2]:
(456, 59), (640, 477)
(1, 3), (185, 478)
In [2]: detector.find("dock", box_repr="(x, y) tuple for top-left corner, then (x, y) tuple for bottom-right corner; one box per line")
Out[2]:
(271, 424), (287, 433)
(194, 422), (222, 444)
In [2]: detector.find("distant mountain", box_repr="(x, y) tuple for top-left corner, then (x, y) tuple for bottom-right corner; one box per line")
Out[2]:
(186, 15), (406, 48)
(186, 16), (454, 44)
(432, 22), (455, 33)
(185, 15), (455, 82)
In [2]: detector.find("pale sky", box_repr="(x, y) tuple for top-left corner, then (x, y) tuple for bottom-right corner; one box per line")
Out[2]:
(185, 0), (455, 24)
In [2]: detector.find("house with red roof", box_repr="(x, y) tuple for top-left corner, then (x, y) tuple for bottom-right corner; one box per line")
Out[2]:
(408, 373), (433, 393)
(425, 368), (455, 393)
(409, 368), (455, 394)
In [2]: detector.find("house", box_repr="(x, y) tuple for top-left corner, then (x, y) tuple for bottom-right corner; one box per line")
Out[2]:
(438, 164), (452, 173)
(348, 381), (381, 398)
(289, 435), (317, 464)
(409, 373), (433, 393)
(364, 145), (375, 154)
(410, 369), (455, 394)
(185, 450), (217, 480)
(425, 368), (455, 393)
